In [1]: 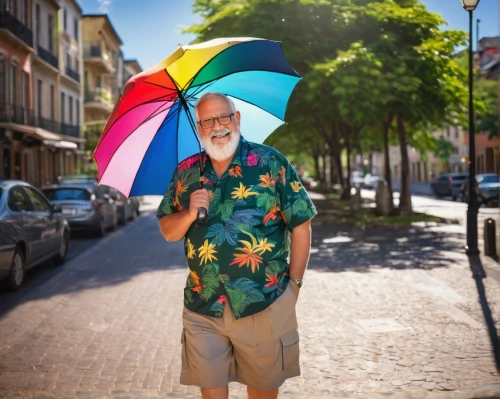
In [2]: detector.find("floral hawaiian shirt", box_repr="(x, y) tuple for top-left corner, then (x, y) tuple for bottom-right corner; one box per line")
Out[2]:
(157, 136), (317, 319)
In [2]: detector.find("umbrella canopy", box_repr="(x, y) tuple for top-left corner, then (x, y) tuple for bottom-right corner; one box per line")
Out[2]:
(93, 37), (301, 197)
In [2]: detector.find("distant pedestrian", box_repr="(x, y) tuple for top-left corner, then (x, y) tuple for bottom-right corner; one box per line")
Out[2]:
(158, 92), (317, 399)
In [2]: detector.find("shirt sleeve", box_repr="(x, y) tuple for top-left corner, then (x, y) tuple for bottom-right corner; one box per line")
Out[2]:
(278, 157), (317, 232)
(157, 168), (179, 219)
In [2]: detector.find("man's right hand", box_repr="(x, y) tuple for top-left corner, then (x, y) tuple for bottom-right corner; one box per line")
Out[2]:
(188, 189), (210, 222)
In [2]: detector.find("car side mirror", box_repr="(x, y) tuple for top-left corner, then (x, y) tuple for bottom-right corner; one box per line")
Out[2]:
(52, 204), (62, 213)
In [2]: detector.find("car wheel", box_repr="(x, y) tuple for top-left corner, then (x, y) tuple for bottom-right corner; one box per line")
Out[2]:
(96, 218), (106, 237)
(7, 247), (25, 291)
(54, 230), (69, 265)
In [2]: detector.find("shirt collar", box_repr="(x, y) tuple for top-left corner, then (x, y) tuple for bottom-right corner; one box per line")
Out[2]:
(203, 135), (249, 172)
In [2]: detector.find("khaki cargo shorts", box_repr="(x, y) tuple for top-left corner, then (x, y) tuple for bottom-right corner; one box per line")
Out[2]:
(180, 283), (300, 391)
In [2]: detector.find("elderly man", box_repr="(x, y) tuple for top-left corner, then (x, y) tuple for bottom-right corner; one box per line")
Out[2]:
(157, 92), (317, 399)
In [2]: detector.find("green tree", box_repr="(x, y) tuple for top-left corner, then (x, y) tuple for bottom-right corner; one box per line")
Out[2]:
(432, 136), (456, 172)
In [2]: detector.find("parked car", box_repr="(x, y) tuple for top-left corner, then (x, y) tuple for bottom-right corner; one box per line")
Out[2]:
(0, 180), (70, 291)
(99, 185), (139, 225)
(61, 175), (141, 220)
(364, 174), (384, 189)
(350, 171), (365, 187)
(460, 173), (500, 206)
(430, 173), (468, 200)
(42, 182), (117, 237)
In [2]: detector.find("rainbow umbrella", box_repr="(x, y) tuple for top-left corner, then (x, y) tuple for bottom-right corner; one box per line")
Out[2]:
(92, 37), (301, 199)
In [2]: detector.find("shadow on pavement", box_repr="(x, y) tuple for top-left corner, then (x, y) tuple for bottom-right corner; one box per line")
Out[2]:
(468, 254), (500, 373)
(310, 198), (466, 272)
(0, 210), (187, 318)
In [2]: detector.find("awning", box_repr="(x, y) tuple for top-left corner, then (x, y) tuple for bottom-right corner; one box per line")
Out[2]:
(43, 140), (78, 150)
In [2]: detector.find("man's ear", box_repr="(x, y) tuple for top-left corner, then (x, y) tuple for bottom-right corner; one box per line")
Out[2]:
(235, 110), (241, 127)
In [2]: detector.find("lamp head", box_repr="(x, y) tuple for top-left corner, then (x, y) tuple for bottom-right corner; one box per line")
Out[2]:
(460, 0), (480, 11)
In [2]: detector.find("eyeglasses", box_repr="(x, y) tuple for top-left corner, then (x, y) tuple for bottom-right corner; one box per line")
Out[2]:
(198, 113), (235, 130)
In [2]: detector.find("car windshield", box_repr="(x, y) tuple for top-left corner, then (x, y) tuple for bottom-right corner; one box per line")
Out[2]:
(42, 188), (91, 201)
(477, 175), (500, 184)
(451, 175), (467, 181)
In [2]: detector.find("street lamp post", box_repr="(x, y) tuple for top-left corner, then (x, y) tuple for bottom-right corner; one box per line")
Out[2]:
(460, 0), (481, 255)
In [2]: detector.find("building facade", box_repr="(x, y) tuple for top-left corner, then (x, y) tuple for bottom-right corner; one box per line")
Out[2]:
(123, 58), (141, 86)
(82, 14), (122, 157)
(372, 124), (468, 183)
(0, 0), (84, 187)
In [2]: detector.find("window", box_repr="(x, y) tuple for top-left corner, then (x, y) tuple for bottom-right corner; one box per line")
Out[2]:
(20, 71), (27, 109)
(35, 4), (40, 45)
(50, 85), (55, 119)
(24, 187), (51, 212)
(74, 18), (78, 41)
(66, 52), (71, 70)
(0, 55), (4, 103)
(37, 79), (42, 117)
(63, 8), (67, 30)
(48, 14), (54, 53)
(446, 125), (450, 138)
(43, 188), (91, 201)
(69, 96), (73, 124)
(9, 63), (16, 105)
(76, 99), (80, 125)
(19, 0), (26, 25)
(60, 92), (65, 123)
(8, 186), (34, 212)
(455, 127), (459, 139)
(2, 148), (10, 179)
(7, 0), (17, 16)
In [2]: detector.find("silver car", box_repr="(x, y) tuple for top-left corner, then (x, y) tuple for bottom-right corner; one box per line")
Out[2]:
(42, 183), (117, 237)
(0, 180), (70, 291)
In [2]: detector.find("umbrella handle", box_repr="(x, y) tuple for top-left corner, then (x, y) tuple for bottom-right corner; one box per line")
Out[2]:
(196, 176), (208, 225)
(197, 207), (208, 225)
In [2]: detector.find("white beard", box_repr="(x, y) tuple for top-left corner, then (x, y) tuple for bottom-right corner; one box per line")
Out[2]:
(201, 128), (240, 162)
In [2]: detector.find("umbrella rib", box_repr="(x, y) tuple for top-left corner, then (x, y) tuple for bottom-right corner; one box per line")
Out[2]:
(96, 93), (178, 139)
(95, 101), (180, 180)
(143, 81), (178, 91)
(181, 39), (301, 91)
(126, 102), (183, 198)
(188, 68), (301, 91)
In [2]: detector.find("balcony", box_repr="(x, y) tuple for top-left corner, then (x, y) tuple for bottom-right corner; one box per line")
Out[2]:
(0, 11), (33, 48)
(65, 66), (80, 82)
(37, 45), (58, 69)
(0, 103), (35, 125)
(61, 123), (80, 138)
(84, 87), (114, 113)
(83, 44), (115, 74)
(35, 116), (61, 133)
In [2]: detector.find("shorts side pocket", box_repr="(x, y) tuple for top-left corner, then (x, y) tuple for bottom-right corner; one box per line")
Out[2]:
(181, 328), (188, 369)
(280, 329), (300, 371)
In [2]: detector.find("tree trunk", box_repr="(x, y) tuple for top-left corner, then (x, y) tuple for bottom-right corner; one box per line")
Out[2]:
(369, 151), (373, 175)
(312, 148), (321, 181)
(341, 125), (352, 200)
(397, 115), (412, 215)
(383, 115), (394, 209)
(330, 155), (339, 185)
(321, 155), (327, 184)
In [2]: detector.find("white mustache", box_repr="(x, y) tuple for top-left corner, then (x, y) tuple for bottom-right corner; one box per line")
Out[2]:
(210, 128), (231, 139)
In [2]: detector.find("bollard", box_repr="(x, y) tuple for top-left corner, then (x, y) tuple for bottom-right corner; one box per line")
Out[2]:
(483, 218), (498, 260)
(350, 184), (361, 211)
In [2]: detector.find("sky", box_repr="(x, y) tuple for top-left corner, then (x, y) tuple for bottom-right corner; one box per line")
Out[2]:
(79, 0), (499, 70)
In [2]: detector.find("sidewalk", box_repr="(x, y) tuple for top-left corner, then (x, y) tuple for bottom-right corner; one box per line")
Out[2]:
(0, 198), (499, 398)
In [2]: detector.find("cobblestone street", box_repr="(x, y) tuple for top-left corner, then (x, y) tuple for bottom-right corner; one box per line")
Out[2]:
(0, 197), (499, 398)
